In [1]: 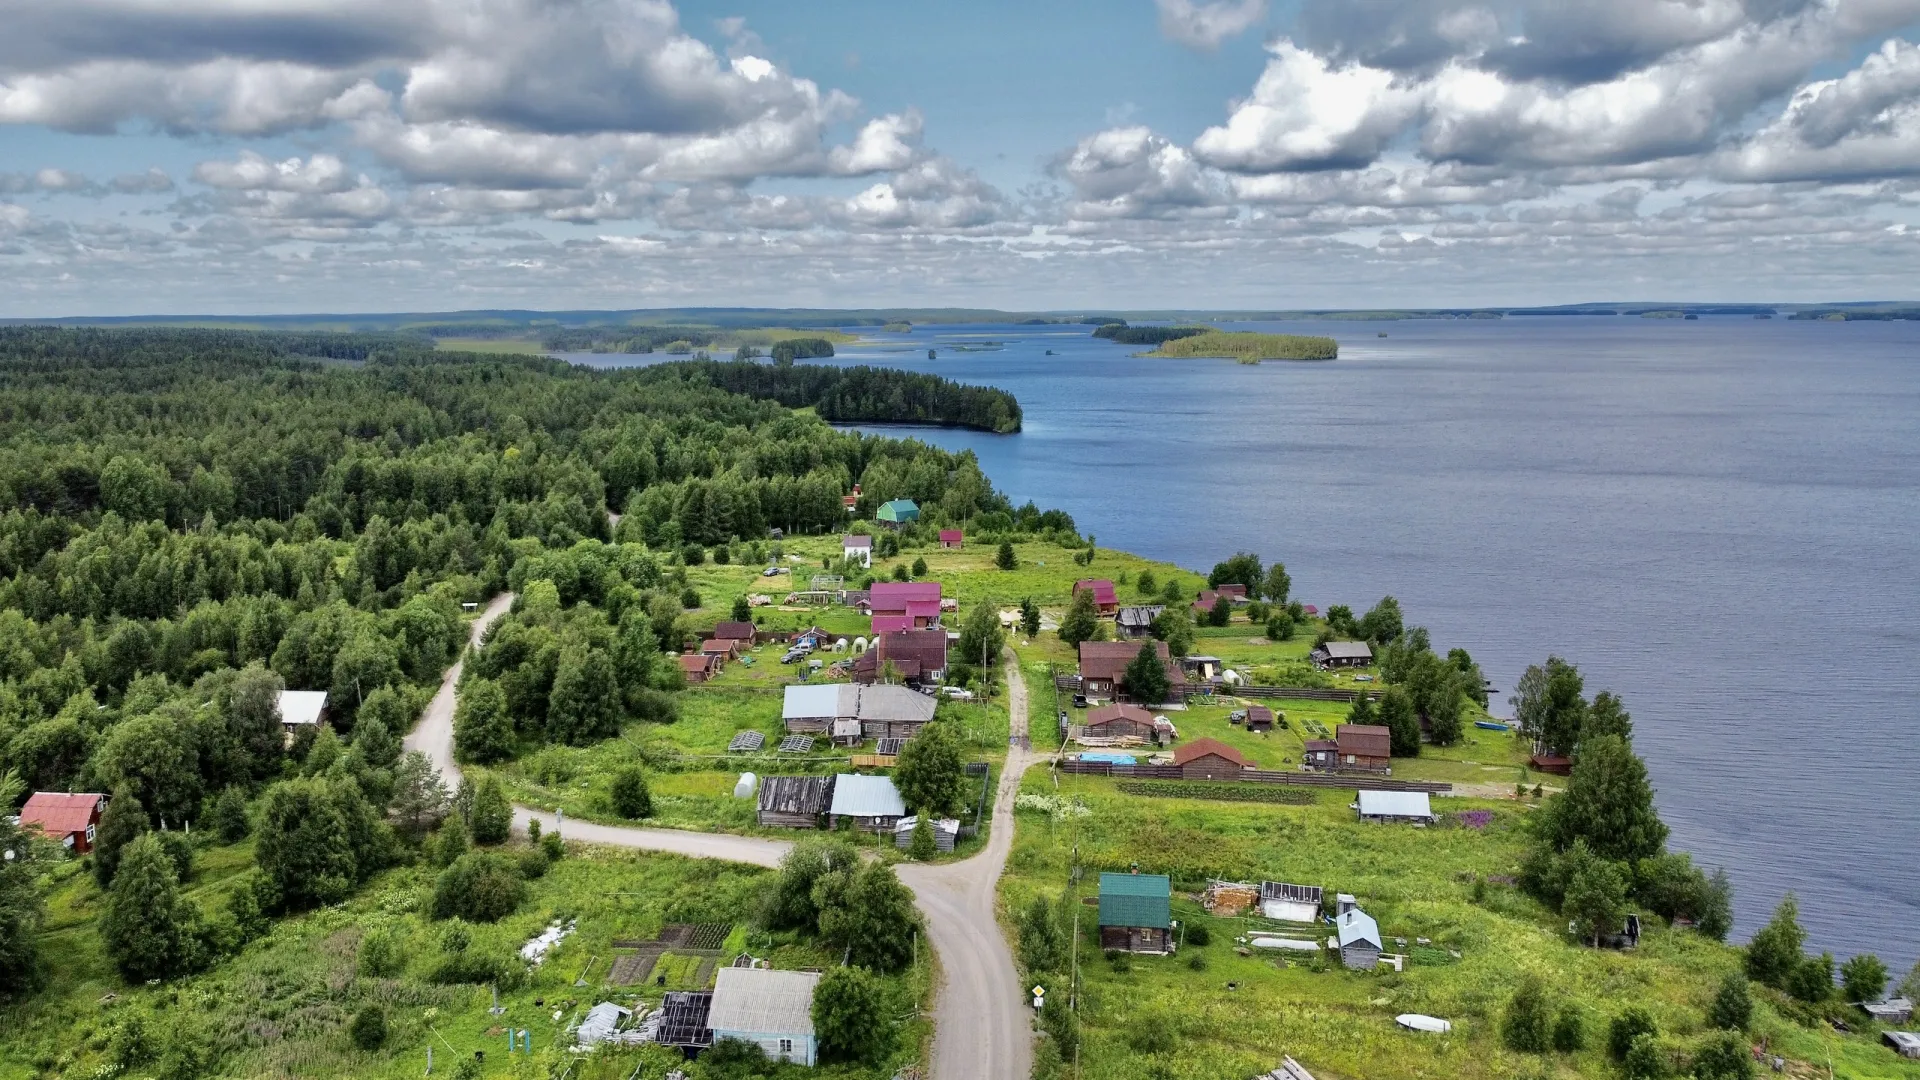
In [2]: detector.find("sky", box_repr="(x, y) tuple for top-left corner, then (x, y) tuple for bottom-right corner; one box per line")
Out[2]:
(4, 0), (1920, 315)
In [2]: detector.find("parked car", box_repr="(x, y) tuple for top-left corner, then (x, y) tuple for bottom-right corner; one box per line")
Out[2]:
(942, 687), (975, 701)
(781, 649), (807, 664)
(762, 567), (781, 577)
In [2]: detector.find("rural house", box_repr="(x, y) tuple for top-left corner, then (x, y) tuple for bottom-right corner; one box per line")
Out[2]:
(852, 629), (949, 687)
(1259, 882), (1324, 923)
(1115, 605), (1164, 638)
(1077, 640), (1186, 702)
(780, 683), (936, 740)
(1191, 589), (1233, 615)
(275, 689), (328, 731)
(893, 815), (960, 852)
(679, 653), (719, 684)
(712, 621), (757, 646)
(1334, 906), (1384, 970)
(707, 967), (821, 1066)
(1301, 739), (1339, 770)
(870, 581), (943, 628)
(1310, 640), (1374, 668)
(1356, 790), (1437, 824)
(876, 499), (920, 527)
(700, 638), (740, 662)
(1072, 579), (1119, 615)
(757, 776), (835, 829)
(1334, 723), (1392, 772)
(842, 534), (873, 567)
(1084, 702), (1156, 740)
(18, 792), (108, 852)
(1173, 737), (1250, 780)
(1246, 705), (1276, 732)
(1214, 583), (1249, 602)
(828, 773), (907, 832)
(1099, 872), (1174, 954)
(938, 529), (963, 549)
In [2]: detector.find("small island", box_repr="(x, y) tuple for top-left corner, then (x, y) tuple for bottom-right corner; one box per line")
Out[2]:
(1146, 329), (1339, 362)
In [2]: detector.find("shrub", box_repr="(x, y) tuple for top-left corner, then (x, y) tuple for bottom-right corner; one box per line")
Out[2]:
(1502, 976), (1552, 1053)
(610, 766), (653, 819)
(539, 830), (564, 861)
(1185, 924), (1211, 947)
(1187, 951), (1209, 971)
(1786, 952), (1834, 1003)
(1708, 973), (1752, 1030)
(348, 1005), (387, 1051)
(516, 847), (550, 880)
(1552, 1003), (1586, 1052)
(358, 924), (408, 977)
(1624, 1033), (1667, 1080)
(1609, 1007), (1658, 1061)
(431, 853), (527, 923)
(1131, 1013), (1177, 1054)
(1840, 953), (1888, 1005)
(1693, 1031), (1754, 1080)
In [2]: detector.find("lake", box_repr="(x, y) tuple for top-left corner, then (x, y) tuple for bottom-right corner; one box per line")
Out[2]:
(561, 316), (1920, 968)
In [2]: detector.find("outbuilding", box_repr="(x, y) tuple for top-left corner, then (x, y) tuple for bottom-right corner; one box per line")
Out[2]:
(712, 620), (758, 646)
(893, 815), (960, 852)
(1334, 723), (1392, 772)
(679, 652), (720, 683)
(828, 773), (906, 833)
(1085, 702), (1155, 740)
(1246, 706), (1276, 732)
(842, 534), (873, 568)
(1356, 790), (1436, 824)
(756, 776), (835, 829)
(17, 792), (108, 852)
(276, 689), (328, 730)
(1172, 737), (1249, 780)
(1115, 605), (1164, 639)
(1310, 640), (1374, 668)
(1098, 872), (1173, 954)
(1334, 906), (1384, 970)
(876, 499), (920, 527)
(938, 529), (964, 549)
(707, 967), (821, 1066)
(1884, 1032), (1920, 1059)
(1260, 882), (1324, 924)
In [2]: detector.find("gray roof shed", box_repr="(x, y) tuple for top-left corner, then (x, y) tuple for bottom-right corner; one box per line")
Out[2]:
(829, 774), (905, 818)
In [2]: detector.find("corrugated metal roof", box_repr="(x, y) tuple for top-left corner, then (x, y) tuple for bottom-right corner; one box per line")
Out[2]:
(1337, 907), (1382, 949)
(709, 968), (819, 1037)
(783, 683), (856, 721)
(576, 1002), (630, 1045)
(1098, 872), (1171, 928)
(854, 684), (936, 723)
(276, 690), (327, 725)
(829, 774), (905, 818)
(19, 792), (105, 837)
(1358, 791), (1433, 819)
(1321, 640), (1374, 660)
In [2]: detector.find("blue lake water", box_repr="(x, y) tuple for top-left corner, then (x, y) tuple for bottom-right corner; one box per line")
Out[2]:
(562, 316), (1920, 968)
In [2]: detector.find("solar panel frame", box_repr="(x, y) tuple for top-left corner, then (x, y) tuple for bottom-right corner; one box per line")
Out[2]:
(777, 735), (814, 754)
(727, 730), (766, 752)
(876, 737), (906, 756)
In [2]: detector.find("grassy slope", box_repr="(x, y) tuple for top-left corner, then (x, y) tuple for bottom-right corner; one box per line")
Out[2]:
(1002, 773), (1920, 1080)
(3, 840), (925, 1080)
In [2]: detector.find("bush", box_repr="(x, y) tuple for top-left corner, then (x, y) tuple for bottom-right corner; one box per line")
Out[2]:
(539, 830), (565, 861)
(1693, 1031), (1754, 1080)
(516, 847), (550, 880)
(1708, 973), (1752, 1030)
(430, 948), (518, 987)
(680, 587), (701, 609)
(1131, 1013), (1177, 1054)
(1185, 924), (1211, 947)
(1502, 976), (1552, 1053)
(1840, 953), (1888, 1005)
(610, 766), (653, 819)
(1552, 1003), (1586, 1052)
(1186, 950), (1209, 971)
(348, 1005), (387, 1051)
(1624, 1033), (1667, 1080)
(431, 853), (527, 923)
(1609, 1007), (1659, 1062)
(1266, 613), (1295, 641)
(358, 924), (408, 977)
(1786, 952), (1834, 1002)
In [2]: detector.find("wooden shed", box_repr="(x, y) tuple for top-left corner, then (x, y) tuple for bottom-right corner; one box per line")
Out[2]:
(1172, 737), (1250, 780)
(757, 776), (834, 829)
(1334, 724), (1392, 772)
(1334, 907), (1383, 970)
(1246, 705), (1276, 732)
(1085, 702), (1155, 740)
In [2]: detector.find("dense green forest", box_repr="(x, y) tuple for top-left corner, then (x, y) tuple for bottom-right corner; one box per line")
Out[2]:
(639, 359), (1021, 433)
(1091, 323), (1207, 345)
(0, 328), (1061, 978)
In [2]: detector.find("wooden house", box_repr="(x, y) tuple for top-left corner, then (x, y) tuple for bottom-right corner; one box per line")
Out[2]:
(1302, 738), (1339, 770)
(1173, 737), (1250, 780)
(700, 638), (740, 661)
(1077, 640), (1186, 702)
(1085, 702), (1155, 740)
(1528, 752), (1573, 776)
(757, 775), (834, 828)
(938, 530), (963, 549)
(707, 967), (821, 1065)
(852, 629), (948, 687)
(870, 581), (943, 628)
(842, 534), (873, 567)
(1334, 723), (1392, 772)
(828, 774), (906, 833)
(1246, 706), (1275, 732)
(1192, 590), (1233, 616)
(893, 816), (960, 852)
(1334, 907), (1384, 970)
(1115, 605), (1163, 639)
(1072, 579), (1119, 616)
(679, 653), (719, 684)
(713, 620), (758, 646)
(1310, 640), (1374, 668)
(18, 792), (108, 852)
(1098, 872), (1173, 954)
(1215, 583), (1249, 603)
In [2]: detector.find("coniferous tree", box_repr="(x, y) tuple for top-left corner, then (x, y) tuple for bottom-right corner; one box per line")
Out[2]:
(453, 677), (514, 764)
(92, 786), (148, 891)
(995, 540), (1018, 571)
(1122, 640), (1171, 705)
(469, 774), (512, 844)
(390, 751), (450, 840)
(102, 833), (205, 982)
(908, 813), (937, 860)
(1057, 587), (1101, 648)
(1378, 687), (1422, 757)
(1019, 596), (1040, 637)
(609, 766), (653, 819)
(1544, 733), (1667, 864)
(1707, 972), (1753, 1030)
(1745, 895), (1806, 988)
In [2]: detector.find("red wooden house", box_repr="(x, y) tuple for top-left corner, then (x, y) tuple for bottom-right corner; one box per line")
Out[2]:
(18, 792), (108, 852)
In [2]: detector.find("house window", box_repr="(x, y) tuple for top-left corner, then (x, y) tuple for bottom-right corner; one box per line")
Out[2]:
(779, 1039), (793, 1055)
(1345, 754), (1355, 764)
(86, 824), (96, 842)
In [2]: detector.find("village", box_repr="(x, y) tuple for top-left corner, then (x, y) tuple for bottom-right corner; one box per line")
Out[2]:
(11, 500), (1918, 1080)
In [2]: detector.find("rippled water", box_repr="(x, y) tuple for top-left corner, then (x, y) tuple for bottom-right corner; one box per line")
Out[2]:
(561, 317), (1920, 967)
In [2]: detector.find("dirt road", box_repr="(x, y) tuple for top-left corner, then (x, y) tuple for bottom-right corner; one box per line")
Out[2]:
(407, 607), (1036, 1079)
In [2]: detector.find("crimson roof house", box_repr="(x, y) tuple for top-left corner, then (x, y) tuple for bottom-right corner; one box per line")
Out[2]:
(869, 581), (943, 628)
(1072, 579), (1119, 616)
(18, 792), (109, 852)
(1173, 738), (1250, 780)
(680, 652), (720, 684)
(1084, 702), (1155, 740)
(1077, 640), (1186, 702)
(852, 629), (948, 687)
(700, 638), (742, 662)
(938, 529), (963, 549)
(1192, 589), (1235, 616)
(1214, 583), (1249, 602)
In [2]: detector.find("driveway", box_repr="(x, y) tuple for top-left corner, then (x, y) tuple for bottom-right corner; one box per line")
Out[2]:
(408, 599), (1035, 1079)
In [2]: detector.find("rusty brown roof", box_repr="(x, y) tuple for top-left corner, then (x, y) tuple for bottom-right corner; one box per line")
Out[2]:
(1172, 737), (1250, 769)
(1337, 723), (1391, 758)
(1086, 703), (1153, 728)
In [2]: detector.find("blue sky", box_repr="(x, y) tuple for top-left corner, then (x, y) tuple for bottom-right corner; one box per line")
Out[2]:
(3, 0), (1920, 315)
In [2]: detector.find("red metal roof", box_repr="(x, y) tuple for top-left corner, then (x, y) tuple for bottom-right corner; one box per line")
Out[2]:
(679, 653), (715, 674)
(1172, 738), (1250, 769)
(713, 621), (756, 640)
(855, 629), (948, 680)
(870, 581), (942, 613)
(1073, 579), (1118, 606)
(1302, 604), (1319, 616)
(1215, 584), (1248, 599)
(871, 615), (915, 634)
(938, 530), (963, 543)
(699, 639), (735, 654)
(1336, 723), (1391, 758)
(19, 792), (105, 838)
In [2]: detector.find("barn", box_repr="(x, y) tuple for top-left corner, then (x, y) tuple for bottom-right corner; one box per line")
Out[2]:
(1172, 738), (1250, 780)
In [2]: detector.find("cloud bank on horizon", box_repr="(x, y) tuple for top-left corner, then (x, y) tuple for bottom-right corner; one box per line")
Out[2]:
(2, 0), (1919, 313)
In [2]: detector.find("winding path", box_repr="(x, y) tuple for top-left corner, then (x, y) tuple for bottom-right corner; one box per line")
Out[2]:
(405, 596), (1036, 1079)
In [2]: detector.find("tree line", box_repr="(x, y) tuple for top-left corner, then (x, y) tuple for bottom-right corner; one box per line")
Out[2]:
(639, 358), (1022, 433)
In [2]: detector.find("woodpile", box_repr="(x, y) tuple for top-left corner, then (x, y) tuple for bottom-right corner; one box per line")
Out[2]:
(1203, 880), (1261, 917)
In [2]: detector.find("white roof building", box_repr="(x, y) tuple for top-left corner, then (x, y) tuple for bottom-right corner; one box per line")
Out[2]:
(1357, 790), (1436, 822)
(1336, 907), (1383, 950)
(275, 690), (328, 727)
(708, 967), (821, 1065)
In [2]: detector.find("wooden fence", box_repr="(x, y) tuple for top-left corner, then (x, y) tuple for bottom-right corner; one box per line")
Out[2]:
(1053, 676), (1379, 704)
(1056, 758), (1450, 793)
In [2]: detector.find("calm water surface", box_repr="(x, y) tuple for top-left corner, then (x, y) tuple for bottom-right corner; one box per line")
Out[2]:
(564, 317), (1920, 966)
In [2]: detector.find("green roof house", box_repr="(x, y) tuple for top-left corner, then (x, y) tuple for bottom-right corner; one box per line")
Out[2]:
(876, 499), (920, 527)
(1099, 872), (1173, 954)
